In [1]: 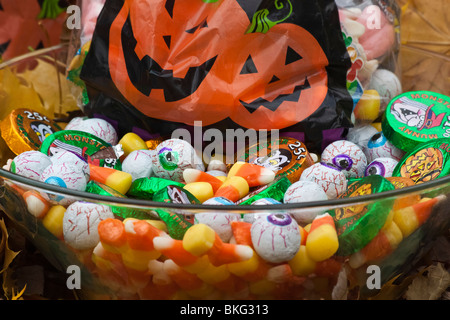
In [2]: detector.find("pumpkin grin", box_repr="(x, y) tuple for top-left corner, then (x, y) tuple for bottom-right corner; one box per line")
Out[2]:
(240, 77), (311, 113)
(121, 15), (217, 102)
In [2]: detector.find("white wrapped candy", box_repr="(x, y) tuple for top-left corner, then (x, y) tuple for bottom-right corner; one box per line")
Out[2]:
(63, 201), (114, 250)
(365, 157), (399, 178)
(321, 140), (367, 178)
(194, 212), (241, 242)
(365, 132), (404, 163)
(40, 163), (87, 192)
(65, 117), (118, 145)
(284, 180), (328, 224)
(50, 150), (90, 181)
(369, 69), (402, 107)
(11, 151), (52, 181)
(152, 139), (205, 183)
(300, 162), (348, 199)
(251, 213), (301, 263)
(121, 149), (155, 181)
(347, 125), (379, 151)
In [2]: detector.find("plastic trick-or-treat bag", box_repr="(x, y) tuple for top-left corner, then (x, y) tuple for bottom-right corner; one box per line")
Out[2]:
(80, 0), (357, 154)
(336, 0), (402, 126)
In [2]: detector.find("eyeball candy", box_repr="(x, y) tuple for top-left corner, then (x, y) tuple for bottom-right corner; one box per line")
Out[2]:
(347, 125), (379, 150)
(365, 131), (405, 163)
(369, 69), (402, 107)
(40, 163), (87, 193)
(194, 212), (241, 242)
(321, 140), (367, 178)
(300, 162), (348, 199)
(283, 181), (328, 224)
(203, 197), (235, 205)
(64, 117), (118, 145)
(50, 150), (90, 181)
(63, 201), (114, 250)
(152, 138), (204, 183)
(365, 157), (398, 178)
(121, 149), (155, 181)
(251, 213), (301, 263)
(242, 198), (281, 224)
(10, 150), (52, 181)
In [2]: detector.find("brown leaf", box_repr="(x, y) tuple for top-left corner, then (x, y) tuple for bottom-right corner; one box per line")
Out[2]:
(398, 0), (450, 94)
(405, 263), (450, 300)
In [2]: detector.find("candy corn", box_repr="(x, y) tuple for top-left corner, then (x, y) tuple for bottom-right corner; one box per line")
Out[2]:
(89, 164), (133, 194)
(230, 221), (253, 247)
(121, 218), (162, 271)
(97, 218), (128, 254)
(214, 176), (249, 202)
(349, 220), (403, 269)
(288, 245), (316, 276)
(183, 168), (224, 193)
(23, 190), (51, 219)
(393, 195), (446, 238)
(227, 161), (275, 187)
(183, 182), (214, 203)
(153, 236), (210, 273)
(182, 223), (253, 266)
(41, 205), (66, 239)
(305, 213), (339, 262)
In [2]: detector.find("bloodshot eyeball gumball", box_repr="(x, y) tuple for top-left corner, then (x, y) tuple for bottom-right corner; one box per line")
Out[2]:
(251, 213), (301, 263)
(152, 139), (205, 183)
(321, 140), (367, 178)
(300, 162), (348, 199)
(121, 149), (155, 181)
(283, 180), (328, 224)
(10, 150), (52, 181)
(365, 131), (405, 164)
(64, 117), (118, 145)
(63, 201), (114, 250)
(365, 157), (399, 178)
(194, 212), (241, 242)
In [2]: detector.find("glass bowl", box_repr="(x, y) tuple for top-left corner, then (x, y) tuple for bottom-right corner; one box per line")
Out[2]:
(0, 46), (449, 301)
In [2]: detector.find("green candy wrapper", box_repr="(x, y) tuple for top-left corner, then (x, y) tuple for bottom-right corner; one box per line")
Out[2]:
(331, 175), (395, 256)
(155, 209), (193, 240)
(40, 130), (122, 170)
(237, 177), (292, 205)
(152, 185), (200, 205)
(85, 180), (155, 220)
(127, 177), (185, 200)
(392, 138), (450, 185)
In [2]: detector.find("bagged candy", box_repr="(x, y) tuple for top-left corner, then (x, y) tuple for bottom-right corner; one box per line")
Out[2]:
(80, 0), (354, 153)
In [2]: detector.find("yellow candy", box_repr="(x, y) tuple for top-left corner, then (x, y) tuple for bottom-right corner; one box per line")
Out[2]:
(119, 132), (148, 157)
(182, 223), (216, 256)
(393, 207), (419, 238)
(305, 213), (339, 262)
(227, 249), (260, 277)
(288, 245), (316, 276)
(121, 248), (161, 271)
(183, 182), (214, 203)
(248, 279), (276, 296)
(354, 89), (381, 122)
(197, 263), (230, 284)
(41, 205), (66, 239)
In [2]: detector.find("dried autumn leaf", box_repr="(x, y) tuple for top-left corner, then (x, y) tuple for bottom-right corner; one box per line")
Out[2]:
(397, 0), (450, 94)
(20, 59), (79, 116)
(405, 263), (450, 300)
(0, 218), (21, 299)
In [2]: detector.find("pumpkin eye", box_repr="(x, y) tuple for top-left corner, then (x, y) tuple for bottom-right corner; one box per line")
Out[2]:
(285, 46), (303, 65)
(186, 18), (208, 34)
(165, 0), (175, 18)
(240, 55), (258, 74)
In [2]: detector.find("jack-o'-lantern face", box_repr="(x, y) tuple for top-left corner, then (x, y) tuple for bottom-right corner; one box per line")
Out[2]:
(108, 0), (329, 129)
(401, 147), (443, 184)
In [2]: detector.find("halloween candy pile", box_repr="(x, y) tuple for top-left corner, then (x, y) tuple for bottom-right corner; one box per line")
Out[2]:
(1, 101), (450, 299)
(0, 0), (450, 300)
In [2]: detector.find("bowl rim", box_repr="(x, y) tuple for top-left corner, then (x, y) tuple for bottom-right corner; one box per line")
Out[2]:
(1, 167), (449, 212)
